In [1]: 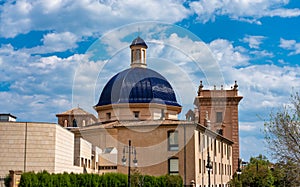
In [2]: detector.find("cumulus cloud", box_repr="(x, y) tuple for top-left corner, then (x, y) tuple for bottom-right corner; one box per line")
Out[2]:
(189, 0), (300, 24)
(279, 38), (300, 55)
(0, 44), (87, 121)
(208, 39), (249, 68)
(241, 35), (266, 49)
(204, 36), (300, 125)
(0, 0), (191, 38)
(21, 32), (79, 54)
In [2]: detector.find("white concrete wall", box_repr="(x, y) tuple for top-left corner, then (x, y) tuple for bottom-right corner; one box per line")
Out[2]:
(0, 122), (90, 176)
(54, 124), (82, 173)
(0, 122), (56, 176)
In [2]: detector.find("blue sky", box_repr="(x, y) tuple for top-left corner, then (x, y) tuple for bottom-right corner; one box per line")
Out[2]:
(1, 0), (300, 161)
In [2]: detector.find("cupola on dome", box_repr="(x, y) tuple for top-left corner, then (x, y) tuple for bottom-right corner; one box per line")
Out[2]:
(95, 36), (181, 121)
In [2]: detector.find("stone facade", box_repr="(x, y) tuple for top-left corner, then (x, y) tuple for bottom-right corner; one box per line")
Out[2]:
(194, 81), (243, 173)
(71, 119), (233, 186)
(0, 122), (88, 177)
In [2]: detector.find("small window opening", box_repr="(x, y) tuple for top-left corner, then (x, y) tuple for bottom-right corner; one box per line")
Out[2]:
(133, 111), (140, 119)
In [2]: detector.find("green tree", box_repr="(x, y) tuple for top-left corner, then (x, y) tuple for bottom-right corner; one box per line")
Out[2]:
(4, 175), (11, 187)
(264, 92), (300, 185)
(228, 155), (274, 187)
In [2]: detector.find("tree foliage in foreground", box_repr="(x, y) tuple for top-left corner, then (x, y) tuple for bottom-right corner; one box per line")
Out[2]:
(228, 155), (274, 187)
(264, 92), (300, 185)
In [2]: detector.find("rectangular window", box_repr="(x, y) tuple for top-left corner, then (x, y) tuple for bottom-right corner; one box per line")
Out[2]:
(168, 131), (178, 151)
(131, 50), (134, 62)
(142, 50), (146, 64)
(214, 140), (216, 156)
(203, 160), (206, 173)
(221, 142), (223, 158)
(207, 136), (209, 150)
(133, 111), (140, 119)
(216, 112), (223, 123)
(199, 132), (201, 152)
(161, 109), (165, 119)
(227, 145), (230, 159)
(202, 134), (205, 150)
(215, 162), (217, 174)
(168, 158), (179, 175)
(106, 112), (111, 120)
(221, 164), (224, 175)
(136, 49), (141, 62)
(199, 159), (201, 173)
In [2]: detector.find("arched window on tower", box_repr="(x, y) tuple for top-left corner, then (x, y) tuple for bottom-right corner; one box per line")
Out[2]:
(64, 119), (68, 127)
(142, 49), (145, 64)
(131, 50), (134, 62)
(136, 49), (141, 62)
(73, 119), (78, 127)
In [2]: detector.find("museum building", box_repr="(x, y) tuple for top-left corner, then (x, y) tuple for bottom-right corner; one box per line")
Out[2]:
(0, 36), (242, 187)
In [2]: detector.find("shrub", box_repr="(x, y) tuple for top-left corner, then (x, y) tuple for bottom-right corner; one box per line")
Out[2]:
(4, 175), (11, 187)
(19, 171), (182, 187)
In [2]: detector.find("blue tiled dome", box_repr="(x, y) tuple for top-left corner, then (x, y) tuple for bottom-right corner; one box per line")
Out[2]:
(96, 67), (180, 107)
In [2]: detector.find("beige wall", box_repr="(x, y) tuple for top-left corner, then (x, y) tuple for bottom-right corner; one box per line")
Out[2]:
(194, 130), (233, 187)
(0, 122), (56, 176)
(95, 103), (181, 122)
(75, 121), (233, 186)
(0, 122), (84, 176)
(54, 126), (81, 173)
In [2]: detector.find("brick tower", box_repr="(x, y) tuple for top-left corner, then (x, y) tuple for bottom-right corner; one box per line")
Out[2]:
(194, 81), (243, 174)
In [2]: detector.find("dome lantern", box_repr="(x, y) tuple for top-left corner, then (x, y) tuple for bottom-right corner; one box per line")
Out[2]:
(130, 36), (148, 68)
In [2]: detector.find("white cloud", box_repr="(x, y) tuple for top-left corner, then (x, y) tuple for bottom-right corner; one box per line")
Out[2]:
(204, 37), (300, 124)
(279, 38), (296, 49)
(279, 38), (300, 55)
(208, 39), (249, 68)
(241, 35), (266, 49)
(0, 44), (89, 121)
(21, 32), (79, 54)
(42, 32), (78, 51)
(240, 121), (264, 132)
(189, 0), (300, 24)
(249, 50), (274, 58)
(0, 0), (191, 38)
